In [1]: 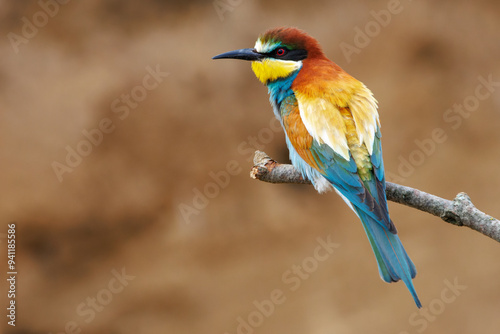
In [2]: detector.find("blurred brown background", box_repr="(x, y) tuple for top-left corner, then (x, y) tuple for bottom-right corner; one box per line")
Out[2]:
(1, 0), (500, 333)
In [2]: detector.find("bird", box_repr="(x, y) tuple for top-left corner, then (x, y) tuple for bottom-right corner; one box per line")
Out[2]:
(213, 27), (421, 308)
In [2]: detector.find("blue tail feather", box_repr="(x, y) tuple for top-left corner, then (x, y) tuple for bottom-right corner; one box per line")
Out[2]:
(356, 209), (422, 308)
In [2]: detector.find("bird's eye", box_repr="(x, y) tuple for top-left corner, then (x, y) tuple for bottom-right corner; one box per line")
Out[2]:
(275, 48), (287, 57)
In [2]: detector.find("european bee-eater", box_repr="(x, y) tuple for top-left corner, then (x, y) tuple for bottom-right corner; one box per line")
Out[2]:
(213, 27), (421, 308)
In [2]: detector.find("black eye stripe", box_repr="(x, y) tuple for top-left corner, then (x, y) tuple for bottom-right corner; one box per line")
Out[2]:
(262, 48), (307, 61)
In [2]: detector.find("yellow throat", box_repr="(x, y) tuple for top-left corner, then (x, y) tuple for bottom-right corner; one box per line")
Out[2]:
(251, 58), (302, 84)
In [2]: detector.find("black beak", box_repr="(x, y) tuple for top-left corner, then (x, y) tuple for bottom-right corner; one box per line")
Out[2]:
(212, 48), (263, 61)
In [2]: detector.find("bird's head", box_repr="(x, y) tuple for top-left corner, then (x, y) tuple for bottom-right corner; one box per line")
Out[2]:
(213, 27), (325, 85)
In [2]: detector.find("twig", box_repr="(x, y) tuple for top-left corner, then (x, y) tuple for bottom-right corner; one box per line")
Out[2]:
(250, 150), (500, 243)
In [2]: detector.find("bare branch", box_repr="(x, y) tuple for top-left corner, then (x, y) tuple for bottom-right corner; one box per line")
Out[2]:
(250, 150), (500, 243)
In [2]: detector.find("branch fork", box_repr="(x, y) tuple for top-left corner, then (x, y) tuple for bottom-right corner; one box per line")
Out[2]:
(250, 150), (500, 243)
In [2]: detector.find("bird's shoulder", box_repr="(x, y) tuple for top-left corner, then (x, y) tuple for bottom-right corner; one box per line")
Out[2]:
(290, 59), (380, 161)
